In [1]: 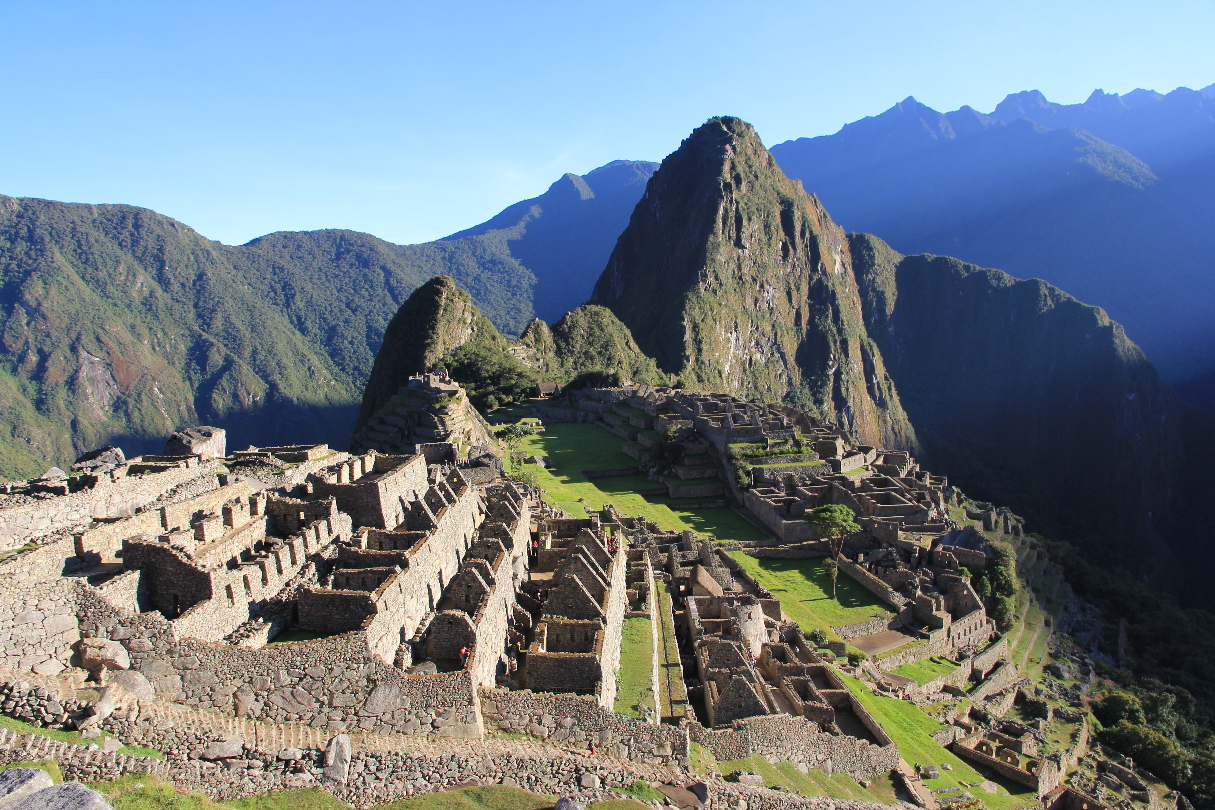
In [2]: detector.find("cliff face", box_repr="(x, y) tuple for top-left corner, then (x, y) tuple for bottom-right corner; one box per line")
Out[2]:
(850, 232), (1182, 572)
(590, 117), (916, 450)
(353, 276), (486, 436)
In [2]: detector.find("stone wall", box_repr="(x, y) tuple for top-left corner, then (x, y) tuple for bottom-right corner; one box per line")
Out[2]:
(0, 537), (82, 675)
(0, 459), (218, 552)
(833, 615), (898, 641)
(479, 688), (687, 765)
(76, 480), (254, 562)
(689, 713), (899, 780)
(837, 557), (908, 609)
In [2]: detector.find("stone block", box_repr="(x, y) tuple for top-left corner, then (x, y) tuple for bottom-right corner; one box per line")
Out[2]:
(0, 768), (55, 805)
(323, 734), (352, 783)
(201, 740), (244, 760)
(7, 782), (115, 810)
(163, 427), (226, 458)
(79, 639), (129, 672)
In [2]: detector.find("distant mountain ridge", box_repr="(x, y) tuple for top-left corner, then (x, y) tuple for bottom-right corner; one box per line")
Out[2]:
(770, 83), (1215, 388)
(443, 160), (657, 324)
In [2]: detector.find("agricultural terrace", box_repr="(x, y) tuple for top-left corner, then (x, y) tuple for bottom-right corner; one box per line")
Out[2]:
(508, 422), (770, 543)
(840, 676), (1036, 810)
(892, 656), (959, 686)
(725, 553), (891, 632)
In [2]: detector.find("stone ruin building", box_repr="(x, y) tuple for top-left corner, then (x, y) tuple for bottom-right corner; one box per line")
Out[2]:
(0, 381), (1110, 809)
(350, 372), (496, 460)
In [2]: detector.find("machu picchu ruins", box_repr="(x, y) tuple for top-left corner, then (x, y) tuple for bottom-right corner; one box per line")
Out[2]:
(0, 373), (1145, 810)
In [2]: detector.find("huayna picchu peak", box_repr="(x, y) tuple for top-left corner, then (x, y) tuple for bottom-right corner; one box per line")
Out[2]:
(591, 116), (917, 452)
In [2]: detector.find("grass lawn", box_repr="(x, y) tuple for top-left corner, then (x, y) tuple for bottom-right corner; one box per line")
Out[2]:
(614, 617), (656, 719)
(515, 424), (770, 543)
(892, 657), (959, 686)
(840, 675), (1035, 810)
(726, 553), (891, 629)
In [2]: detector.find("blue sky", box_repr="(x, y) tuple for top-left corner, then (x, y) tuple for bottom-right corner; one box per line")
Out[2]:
(1, 0), (1211, 246)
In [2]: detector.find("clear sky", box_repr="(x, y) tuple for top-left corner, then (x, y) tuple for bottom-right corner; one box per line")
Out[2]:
(1, 0), (1211, 246)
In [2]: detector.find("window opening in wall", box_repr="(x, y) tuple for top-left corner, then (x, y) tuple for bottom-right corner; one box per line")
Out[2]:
(243, 575), (253, 596)
(226, 584), (236, 607)
(427, 584), (435, 611)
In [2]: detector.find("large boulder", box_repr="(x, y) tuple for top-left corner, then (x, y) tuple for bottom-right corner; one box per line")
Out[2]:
(70, 447), (126, 475)
(7, 782), (115, 810)
(201, 739), (245, 760)
(323, 734), (352, 783)
(78, 639), (130, 673)
(0, 769), (55, 805)
(163, 426), (226, 458)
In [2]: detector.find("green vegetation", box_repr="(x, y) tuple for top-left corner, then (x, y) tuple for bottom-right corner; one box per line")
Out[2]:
(614, 617), (656, 719)
(0, 196), (362, 476)
(88, 774), (223, 810)
(616, 781), (664, 802)
(519, 306), (665, 386)
(972, 541), (1019, 629)
(893, 656), (959, 685)
(840, 675), (1033, 809)
(226, 788), (350, 810)
(0, 714), (162, 759)
(725, 553), (890, 630)
(512, 423), (769, 543)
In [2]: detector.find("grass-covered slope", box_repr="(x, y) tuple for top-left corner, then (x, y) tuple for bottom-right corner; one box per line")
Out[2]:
(590, 117), (916, 450)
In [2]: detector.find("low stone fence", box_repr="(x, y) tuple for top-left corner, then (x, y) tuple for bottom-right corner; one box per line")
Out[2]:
(833, 615), (898, 641)
(689, 713), (898, 780)
(837, 557), (908, 609)
(478, 688), (687, 766)
(581, 468), (641, 479)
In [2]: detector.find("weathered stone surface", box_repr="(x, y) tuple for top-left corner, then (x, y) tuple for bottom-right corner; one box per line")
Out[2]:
(107, 671), (153, 701)
(360, 684), (403, 716)
(277, 748), (303, 762)
(734, 773), (764, 786)
(552, 800), (584, 810)
(323, 734), (352, 783)
(0, 768), (55, 805)
(163, 426), (226, 458)
(980, 781), (999, 794)
(578, 773), (600, 789)
(201, 739), (245, 760)
(79, 639), (130, 672)
(8, 783), (114, 810)
(71, 447), (126, 475)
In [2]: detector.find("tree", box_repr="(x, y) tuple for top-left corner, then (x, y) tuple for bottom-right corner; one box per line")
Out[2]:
(1093, 691), (1147, 728)
(498, 423), (536, 477)
(824, 556), (840, 598)
(808, 504), (860, 556)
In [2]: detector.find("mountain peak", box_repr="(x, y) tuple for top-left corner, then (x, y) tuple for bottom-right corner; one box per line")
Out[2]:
(591, 117), (916, 448)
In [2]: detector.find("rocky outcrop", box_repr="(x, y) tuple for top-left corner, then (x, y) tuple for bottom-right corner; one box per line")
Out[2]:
(163, 427), (226, 459)
(352, 276), (487, 437)
(590, 117), (917, 450)
(519, 305), (664, 385)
